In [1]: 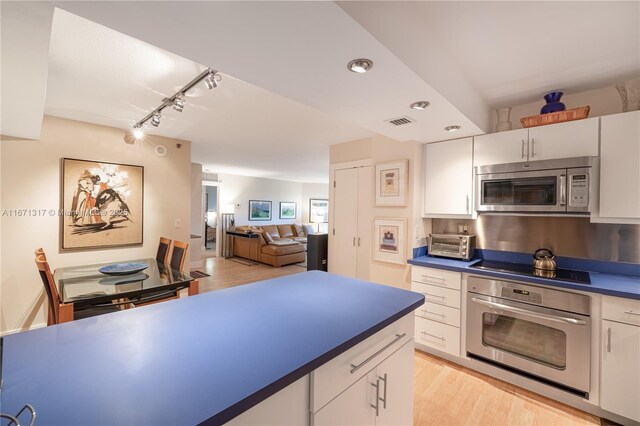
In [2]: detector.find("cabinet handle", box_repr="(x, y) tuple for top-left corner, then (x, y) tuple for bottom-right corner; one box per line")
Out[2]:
(421, 292), (446, 301)
(422, 308), (445, 319)
(421, 274), (445, 283)
(466, 194), (470, 213)
(624, 310), (640, 316)
(607, 327), (612, 353)
(521, 140), (526, 159)
(421, 330), (446, 342)
(379, 373), (388, 409)
(358, 237), (361, 247)
(531, 138), (536, 158)
(371, 379), (380, 417)
(559, 174), (567, 206)
(350, 333), (407, 374)
(353, 237), (356, 246)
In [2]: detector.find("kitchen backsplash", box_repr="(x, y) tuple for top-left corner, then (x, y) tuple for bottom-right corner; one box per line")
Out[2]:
(432, 216), (640, 264)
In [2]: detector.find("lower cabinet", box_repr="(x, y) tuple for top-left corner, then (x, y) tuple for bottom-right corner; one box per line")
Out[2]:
(601, 297), (640, 422)
(312, 340), (414, 426)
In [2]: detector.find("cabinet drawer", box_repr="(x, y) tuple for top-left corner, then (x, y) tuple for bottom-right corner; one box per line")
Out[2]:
(415, 302), (460, 328)
(310, 314), (413, 413)
(603, 296), (640, 326)
(411, 282), (461, 309)
(414, 316), (460, 357)
(411, 267), (461, 290)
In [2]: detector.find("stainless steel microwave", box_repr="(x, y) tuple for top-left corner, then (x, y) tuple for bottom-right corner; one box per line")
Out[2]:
(475, 157), (595, 214)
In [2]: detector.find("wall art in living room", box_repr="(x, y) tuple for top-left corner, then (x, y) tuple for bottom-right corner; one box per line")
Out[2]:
(61, 157), (143, 250)
(249, 200), (272, 221)
(373, 218), (406, 265)
(279, 202), (296, 219)
(309, 199), (328, 223)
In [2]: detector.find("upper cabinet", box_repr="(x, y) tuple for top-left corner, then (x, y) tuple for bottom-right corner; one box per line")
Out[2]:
(423, 137), (475, 218)
(594, 111), (640, 223)
(474, 117), (599, 167)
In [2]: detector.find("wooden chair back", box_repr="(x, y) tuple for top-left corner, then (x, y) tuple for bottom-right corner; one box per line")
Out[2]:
(170, 240), (189, 271)
(34, 247), (47, 261)
(156, 237), (172, 264)
(35, 254), (59, 325)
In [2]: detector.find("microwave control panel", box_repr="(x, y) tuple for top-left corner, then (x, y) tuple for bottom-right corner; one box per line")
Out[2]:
(569, 173), (589, 208)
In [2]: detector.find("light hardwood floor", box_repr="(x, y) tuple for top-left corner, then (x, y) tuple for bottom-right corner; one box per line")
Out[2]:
(192, 257), (602, 426)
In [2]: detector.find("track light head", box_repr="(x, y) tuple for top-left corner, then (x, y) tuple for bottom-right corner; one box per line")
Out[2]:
(133, 126), (145, 139)
(151, 113), (161, 127)
(204, 71), (221, 90)
(173, 95), (184, 112)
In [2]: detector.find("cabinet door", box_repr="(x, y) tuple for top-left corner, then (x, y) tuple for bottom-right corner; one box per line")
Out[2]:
(601, 320), (640, 422)
(331, 168), (359, 278)
(312, 370), (377, 426)
(473, 129), (528, 166)
(599, 111), (640, 220)
(424, 138), (473, 216)
(356, 166), (372, 280)
(375, 341), (414, 426)
(528, 117), (598, 161)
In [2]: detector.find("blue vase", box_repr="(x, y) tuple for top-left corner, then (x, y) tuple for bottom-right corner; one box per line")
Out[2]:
(540, 91), (566, 114)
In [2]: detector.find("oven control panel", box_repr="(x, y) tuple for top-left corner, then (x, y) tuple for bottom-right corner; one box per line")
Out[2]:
(569, 173), (589, 208)
(501, 287), (542, 304)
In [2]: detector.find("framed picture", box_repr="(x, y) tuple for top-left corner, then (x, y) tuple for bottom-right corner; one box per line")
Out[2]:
(249, 200), (272, 221)
(61, 157), (144, 250)
(375, 160), (408, 206)
(279, 202), (296, 219)
(372, 218), (406, 265)
(309, 199), (328, 223)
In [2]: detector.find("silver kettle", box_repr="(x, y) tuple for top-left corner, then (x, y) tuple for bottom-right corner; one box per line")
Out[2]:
(533, 248), (557, 271)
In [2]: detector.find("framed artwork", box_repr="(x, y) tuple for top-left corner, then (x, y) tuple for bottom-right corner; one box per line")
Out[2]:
(375, 160), (408, 206)
(372, 218), (406, 265)
(309, 199), (329, 223)
(61, 157), (144, 250)
(279, 202), (296, 219)
(249, 200), (272, 221)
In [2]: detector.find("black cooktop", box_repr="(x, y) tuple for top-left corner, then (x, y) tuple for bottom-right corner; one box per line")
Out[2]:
(471, 260), (591, 284)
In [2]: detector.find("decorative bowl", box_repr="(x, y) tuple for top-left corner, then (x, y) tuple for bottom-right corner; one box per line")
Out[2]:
(98, 263), (149, 276)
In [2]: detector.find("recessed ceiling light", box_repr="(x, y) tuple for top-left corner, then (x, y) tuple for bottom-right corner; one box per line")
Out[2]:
(410, 101), (430, 110)
(347, 58), (373, 73)
(445, 125), (461, 132)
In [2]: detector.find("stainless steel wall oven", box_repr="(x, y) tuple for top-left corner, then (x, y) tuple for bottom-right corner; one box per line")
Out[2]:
(466, 276), (591, 397)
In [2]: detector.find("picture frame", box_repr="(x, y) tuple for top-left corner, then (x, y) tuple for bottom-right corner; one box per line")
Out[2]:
(372, 218), (406, 265)
(279, 201), (296, 219)
(309, 199), (329, 223)
(375, 160), (408, 206)
(61, 157), (144, 250)
(249, 200), (272, 221)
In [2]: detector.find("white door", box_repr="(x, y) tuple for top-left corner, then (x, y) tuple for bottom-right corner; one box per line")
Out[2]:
(528, 117), (598, 161)
(599, 111), (640, 220)
(356, 166), (372, 280)
(312, 370), (377, 425)
(376, 341), (414, 426)
(424, 138), (473, 216)
(473, 128), (528, 166)
(331, 168), (359, 278)
(601, 320), (640, 422)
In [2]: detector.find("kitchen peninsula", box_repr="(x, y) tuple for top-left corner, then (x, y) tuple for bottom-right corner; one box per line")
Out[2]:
(0, 271), (424, 425)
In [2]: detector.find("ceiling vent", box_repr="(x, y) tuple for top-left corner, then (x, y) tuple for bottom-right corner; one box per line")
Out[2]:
(385, 116), (416, 126)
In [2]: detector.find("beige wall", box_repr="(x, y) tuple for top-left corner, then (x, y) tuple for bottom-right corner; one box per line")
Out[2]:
(190, 163), (203, 268)
(0, 116), (192, 335)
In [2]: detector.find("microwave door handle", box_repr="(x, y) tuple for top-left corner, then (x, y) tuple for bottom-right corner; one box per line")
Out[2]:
(559, 174), (567, 206)
(470, 297), (587, 325)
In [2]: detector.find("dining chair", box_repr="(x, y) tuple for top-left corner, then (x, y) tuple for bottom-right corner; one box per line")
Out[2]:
(34, 247), (47, 261)
(169, 240), (189, 271)
(156, 237), (172, 264)
(35, 255), (121, 325)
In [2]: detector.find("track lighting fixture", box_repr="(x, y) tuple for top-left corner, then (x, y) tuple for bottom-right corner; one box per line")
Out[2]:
(129, 68), (221, 135)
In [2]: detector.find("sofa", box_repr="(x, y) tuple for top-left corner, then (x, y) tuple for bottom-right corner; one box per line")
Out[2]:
(232, 224), (313, 267)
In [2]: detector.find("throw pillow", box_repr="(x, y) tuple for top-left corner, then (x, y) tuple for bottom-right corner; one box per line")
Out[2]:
(303, 224), (316, 235)
(262, 230), (273, 243)
(293, 223), (305, 237)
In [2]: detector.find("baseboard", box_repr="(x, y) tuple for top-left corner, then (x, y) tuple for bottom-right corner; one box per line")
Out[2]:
(1, 322), (46, 337)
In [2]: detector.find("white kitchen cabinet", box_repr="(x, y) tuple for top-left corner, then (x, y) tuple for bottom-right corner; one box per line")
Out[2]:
(474, 117), (598, 166)
(601, 296), (640, 422)
(330, 165), (371, 279)
(596, 111), (640, 223)
(423, 138), (475, 217)
(411, 266), (462, 357)
(312, 340), (414, 426)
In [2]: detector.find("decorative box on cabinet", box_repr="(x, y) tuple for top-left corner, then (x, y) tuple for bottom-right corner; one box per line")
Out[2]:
(411, 266), (462, 357)
(600, 296), (640, 423)
(474, 117), (599, 167)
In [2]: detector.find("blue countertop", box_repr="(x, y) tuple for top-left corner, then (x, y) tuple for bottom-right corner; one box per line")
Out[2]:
(0, 271), (424, 425)
(409, 255), (640, 299)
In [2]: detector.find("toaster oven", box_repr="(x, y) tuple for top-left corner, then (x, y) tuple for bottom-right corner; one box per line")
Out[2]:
(428, 233), (476, 261)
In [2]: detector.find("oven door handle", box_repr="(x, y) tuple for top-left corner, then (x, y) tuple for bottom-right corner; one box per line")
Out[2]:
(470, 297), (587, 325)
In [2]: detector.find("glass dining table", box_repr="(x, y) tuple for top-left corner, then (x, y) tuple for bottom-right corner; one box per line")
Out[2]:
(53, 258), (199, 322)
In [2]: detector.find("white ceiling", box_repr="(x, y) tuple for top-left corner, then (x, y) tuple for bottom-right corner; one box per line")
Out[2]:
(3, 1), (639, 183)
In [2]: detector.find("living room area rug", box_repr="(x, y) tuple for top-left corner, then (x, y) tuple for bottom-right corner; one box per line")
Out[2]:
(190, 270), (211, 279)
